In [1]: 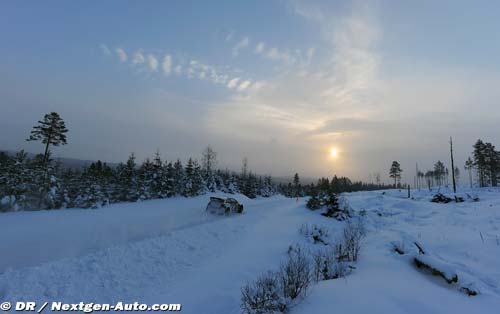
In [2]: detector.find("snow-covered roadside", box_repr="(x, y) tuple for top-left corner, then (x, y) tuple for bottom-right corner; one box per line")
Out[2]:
(294, 188), (500, 314)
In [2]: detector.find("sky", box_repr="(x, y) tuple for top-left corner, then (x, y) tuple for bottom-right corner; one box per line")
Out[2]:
(1, 0), (500, 183)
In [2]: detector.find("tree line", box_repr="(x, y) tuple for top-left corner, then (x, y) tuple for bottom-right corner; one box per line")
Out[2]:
(280, 173), (390, 199)
(0, 112), (277, 211)
(397, 138), (500, 191)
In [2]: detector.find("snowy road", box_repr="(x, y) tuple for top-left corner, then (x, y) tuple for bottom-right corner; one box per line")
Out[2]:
(1, 189), (500, 314)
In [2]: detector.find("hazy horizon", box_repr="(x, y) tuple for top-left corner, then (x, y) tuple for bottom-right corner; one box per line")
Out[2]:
(2, 0), (500, 183)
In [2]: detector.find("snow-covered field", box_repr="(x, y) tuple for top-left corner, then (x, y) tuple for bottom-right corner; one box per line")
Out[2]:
(1, 188), (499, 313)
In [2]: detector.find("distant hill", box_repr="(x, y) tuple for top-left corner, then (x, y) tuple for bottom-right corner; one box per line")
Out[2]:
(272, 175), (317, 185)
(0, 150), (118, 169)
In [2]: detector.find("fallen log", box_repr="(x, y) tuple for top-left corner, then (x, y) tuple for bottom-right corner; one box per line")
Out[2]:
(414, 254), (458, 284)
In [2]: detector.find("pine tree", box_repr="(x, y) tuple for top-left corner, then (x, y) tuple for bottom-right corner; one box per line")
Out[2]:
(173, 159), (184, 195)
(433, 161), (446, 186)
(138, 158), (155, 200)
(472, 140), (487, 187)
(164, 162), (176, 197)
(183, 158), (195, 197)
(293, 173), (301, 197)
(465, 157), (474, 188)
(152, 150), (166, 198)
(26, 112), (68, 165)
(389, 161), (402, 187)
(26, 112), (68, 207)
(116, 153), (140, 201)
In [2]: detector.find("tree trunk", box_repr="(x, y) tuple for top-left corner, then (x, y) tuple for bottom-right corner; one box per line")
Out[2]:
(450, 137), (456, 193)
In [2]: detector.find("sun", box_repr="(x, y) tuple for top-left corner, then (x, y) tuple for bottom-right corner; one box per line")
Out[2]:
(330, 148), (338, 158)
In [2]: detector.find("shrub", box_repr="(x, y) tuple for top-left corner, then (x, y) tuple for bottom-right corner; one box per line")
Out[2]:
(321, 193), (352, 221)
(312, 247), (349, 282)
(306, 194), (322, 210)
(299, 223), (330, 245)
(342, 219), (364, 262)
(241, 271), (287, 314)
(280, 246), (311, 301)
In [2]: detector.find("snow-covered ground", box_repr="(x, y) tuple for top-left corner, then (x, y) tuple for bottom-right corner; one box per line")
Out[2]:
(1, 188), (499, 313)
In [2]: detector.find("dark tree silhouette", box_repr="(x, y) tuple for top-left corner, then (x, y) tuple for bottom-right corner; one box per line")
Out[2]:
(389, 161), (402, 187)
(27, 112), (68, 165)
(26, 112), (68, 205)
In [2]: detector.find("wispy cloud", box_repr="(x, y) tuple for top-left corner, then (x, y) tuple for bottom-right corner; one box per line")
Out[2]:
(115, 48), (128, 62)
(162, 55), (172, 75)
(103, 45), (255, 93)
(227, 77), (240, 89)
(225, 30), (235, 42)
(237, 80), (252, 92)
(253, 41), (305, 66)
(232, 37), (249, 56)
(204, 3), (384, 178)
(175, 65), (182, 74)
(132, 50), (145, 65)
(99, 44), (111, 55)
(147, 54), (159, 72)
(266, 47), (296, 64)
(255, 42), (265, 54)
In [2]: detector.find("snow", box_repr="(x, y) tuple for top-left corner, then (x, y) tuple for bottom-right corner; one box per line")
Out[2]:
(1, 188), (500, 313)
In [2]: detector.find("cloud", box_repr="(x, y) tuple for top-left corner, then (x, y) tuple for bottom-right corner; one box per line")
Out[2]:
(162, 55), (172, 74)
(253, 41), (300, 65)
(237, 80), (252, 92)
(132, 50), (145, 64)
(202, 3), (386, 178)
(306, 47), (315, 63)
(106, 47), (250, 92)
(266, 47), (296, 64)
(225, 30), (235, 42)
(227, 77), (240, 89)
(255, 42), (265, 53)
(147, 54), (159, 72)
(232, 37), (249, 56)
(175, 65), (182, 74)
(99, 44), (111, 55)
(115, 48), (128, 62)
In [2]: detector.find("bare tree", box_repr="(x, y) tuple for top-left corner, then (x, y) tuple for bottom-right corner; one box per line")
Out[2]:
(241, 156), (248, 178)
(201, 145), (217, 178)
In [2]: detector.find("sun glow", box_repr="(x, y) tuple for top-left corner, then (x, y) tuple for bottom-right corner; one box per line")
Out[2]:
(330, 148), (338, 158)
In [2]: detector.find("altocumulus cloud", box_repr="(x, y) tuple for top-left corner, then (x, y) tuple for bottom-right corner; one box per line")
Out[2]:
(147, 54), (159, 72)
(162, 55), (172, 75)
(232, 37), (249, 56)
(132, 50), (145, 65)
(115, 48), (127, 62)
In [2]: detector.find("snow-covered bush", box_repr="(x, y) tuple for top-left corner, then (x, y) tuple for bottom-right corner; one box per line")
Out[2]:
(306, 194), (322, 210)
(241, 246), (311, 314)
(319, 193), (352, 221)
(299, 223), (330, 245)
(311, 247), (349, 281)
(341, 219), (364, 262)
(241, 271), (287, 314)
(280, 246), (311, 301)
